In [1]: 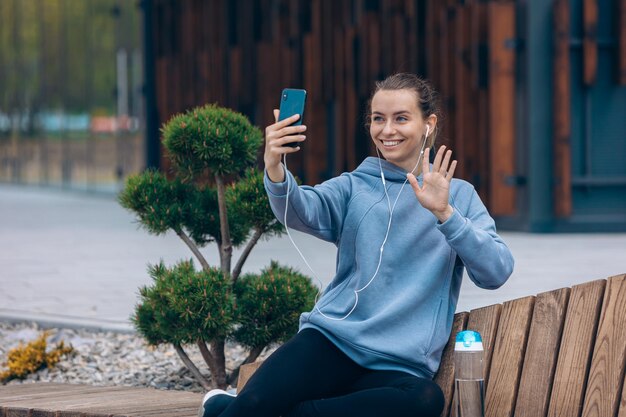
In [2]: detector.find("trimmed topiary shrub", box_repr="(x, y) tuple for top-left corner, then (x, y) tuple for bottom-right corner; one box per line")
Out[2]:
(120, 104), (316, 389)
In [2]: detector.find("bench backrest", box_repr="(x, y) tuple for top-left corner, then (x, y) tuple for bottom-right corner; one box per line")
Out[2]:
(238, 273), (626, 417)
(435, 273), (626, 417)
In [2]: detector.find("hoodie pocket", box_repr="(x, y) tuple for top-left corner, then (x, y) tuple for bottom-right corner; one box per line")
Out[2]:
(425, 297), (445, 356)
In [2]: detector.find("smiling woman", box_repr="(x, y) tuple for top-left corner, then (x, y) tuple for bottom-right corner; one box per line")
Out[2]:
(194, 73), (514, 417)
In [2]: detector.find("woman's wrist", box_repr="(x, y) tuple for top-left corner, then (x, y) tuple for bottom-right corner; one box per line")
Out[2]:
(432, 205), (454, 223)
(266, 163), (285, 183)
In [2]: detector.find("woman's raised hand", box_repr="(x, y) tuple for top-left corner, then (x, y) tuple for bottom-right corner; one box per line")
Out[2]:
(407, 145), (457, 222)
(264, 109), (307, 182)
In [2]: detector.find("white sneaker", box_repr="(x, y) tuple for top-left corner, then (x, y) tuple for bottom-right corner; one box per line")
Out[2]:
(198, 389), (237, 417)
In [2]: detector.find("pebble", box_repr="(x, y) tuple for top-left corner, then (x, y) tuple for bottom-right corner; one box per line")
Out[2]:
(0, 321), (274, 393)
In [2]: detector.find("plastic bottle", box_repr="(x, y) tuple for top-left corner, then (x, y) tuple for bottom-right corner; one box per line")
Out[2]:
(454, 330), (485, 417)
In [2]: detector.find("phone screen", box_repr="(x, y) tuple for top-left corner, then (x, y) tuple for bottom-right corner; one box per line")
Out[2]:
(278, 88), (307, 147)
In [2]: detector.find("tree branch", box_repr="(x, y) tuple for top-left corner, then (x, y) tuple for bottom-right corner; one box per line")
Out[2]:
(232, 228), (264, 284)
(227, 345), (265, 386)
(215, 174), (232, 278)
(173, 343), (212, 390)
(210, 339), (228, 389)
(175, 229), (211, 271)
(197, 339), (216, 371)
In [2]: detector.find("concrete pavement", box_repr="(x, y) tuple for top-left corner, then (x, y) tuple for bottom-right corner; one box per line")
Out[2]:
(1, 183), (625, 332)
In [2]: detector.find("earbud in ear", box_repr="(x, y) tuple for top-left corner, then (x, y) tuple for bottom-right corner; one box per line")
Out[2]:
(425, 125), (430, 138)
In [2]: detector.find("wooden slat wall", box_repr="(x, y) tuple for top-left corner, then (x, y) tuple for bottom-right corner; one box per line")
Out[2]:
(149, 0), (519, 216)
(583, 0), (599, 86)
(487, 1), (516, 216)
(554, 0), (572, 217)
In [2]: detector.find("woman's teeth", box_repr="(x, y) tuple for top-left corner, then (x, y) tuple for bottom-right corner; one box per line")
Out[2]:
(383, 140), (401, 147)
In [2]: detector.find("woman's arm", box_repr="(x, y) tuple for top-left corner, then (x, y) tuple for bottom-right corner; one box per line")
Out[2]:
(437, 188), (514, 289)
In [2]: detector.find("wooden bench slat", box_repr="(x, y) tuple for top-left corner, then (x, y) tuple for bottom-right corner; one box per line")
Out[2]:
(466, 303), (503, 392)
(0, 383), (201, 417)
(484, 296), (535, 417)
(547, 279), (606, 417)
(514, 287), (571, 417)
(581, 274), (626, 417)
(449, 303), (502, 417)
(434, 312), (468, 417)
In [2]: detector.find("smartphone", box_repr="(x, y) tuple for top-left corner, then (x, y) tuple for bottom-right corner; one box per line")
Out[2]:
(278, 88), (307, 148)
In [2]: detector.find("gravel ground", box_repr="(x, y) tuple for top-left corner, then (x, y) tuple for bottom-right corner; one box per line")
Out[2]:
(0, 321), (273, 393)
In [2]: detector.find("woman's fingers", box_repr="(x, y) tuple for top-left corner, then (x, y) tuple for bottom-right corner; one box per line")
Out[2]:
(422, 147), (431, 174)
(446, 160), (458, 181)
(275, 134), (306, 147)
(432, 145), (446, 171)
(274, 113), (300, 129)
(440, 149), (452, 174)
(407, 173), (421, 193)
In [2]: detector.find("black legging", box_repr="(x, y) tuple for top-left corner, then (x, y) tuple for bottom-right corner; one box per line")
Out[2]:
(219, 328), (444, 417)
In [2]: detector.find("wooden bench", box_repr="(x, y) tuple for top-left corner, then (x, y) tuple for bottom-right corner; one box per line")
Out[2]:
(2, 273), (625, 417)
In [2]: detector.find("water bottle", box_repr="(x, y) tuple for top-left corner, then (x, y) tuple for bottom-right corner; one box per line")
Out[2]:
(454, 330), (485, 417)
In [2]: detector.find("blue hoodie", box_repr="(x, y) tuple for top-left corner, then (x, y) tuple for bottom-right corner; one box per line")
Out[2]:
(264, 157), (514, 379)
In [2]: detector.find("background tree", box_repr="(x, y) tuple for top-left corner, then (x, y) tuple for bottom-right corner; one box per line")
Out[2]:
(119, 104), (316, 389)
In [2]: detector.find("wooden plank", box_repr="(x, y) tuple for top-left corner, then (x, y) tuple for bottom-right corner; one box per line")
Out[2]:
(581, 274), (626, 417)
(618, 0), (626, 84)
(450, 304), (502, 417)
(237, 360), (264, 391)
(484, 296), (535, 417)
(31, 410), (59, 417)
(434, 312), (469, 417)
(553, 0), (572, 217)
(466, 303), (503, 391)
(487, 1), (516, 216)
(583, 0), (598, 86)
(514, 288), (571, 417)
(547, 279), (606, 417)
(5, 409), (31, 417)
(0, 384), (201, 417)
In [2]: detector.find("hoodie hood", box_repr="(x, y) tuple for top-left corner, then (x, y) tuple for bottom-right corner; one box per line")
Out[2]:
(356, 157), (424, 183)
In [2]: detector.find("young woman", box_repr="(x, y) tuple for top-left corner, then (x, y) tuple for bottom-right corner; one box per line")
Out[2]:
(199, 73), (514, 417)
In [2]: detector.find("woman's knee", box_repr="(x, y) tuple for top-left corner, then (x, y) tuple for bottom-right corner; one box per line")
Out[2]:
(226, 389), (272, 416)
(409, 379), (445, 417)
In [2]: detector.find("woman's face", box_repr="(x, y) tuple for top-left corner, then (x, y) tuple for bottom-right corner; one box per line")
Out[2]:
(369, 89), (434, 172)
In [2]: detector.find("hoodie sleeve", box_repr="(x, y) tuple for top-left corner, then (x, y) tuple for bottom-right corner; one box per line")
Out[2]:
(436, 185), (514, 289)
(264, 165), (351, 243)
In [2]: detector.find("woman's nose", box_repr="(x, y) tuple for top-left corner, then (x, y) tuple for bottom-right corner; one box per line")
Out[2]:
(382, 121), (395, 135)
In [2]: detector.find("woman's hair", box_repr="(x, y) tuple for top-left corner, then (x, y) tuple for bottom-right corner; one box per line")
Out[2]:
(365, 73), (441, 149)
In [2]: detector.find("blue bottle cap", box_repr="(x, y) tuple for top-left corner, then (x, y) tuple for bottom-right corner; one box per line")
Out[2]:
(455, 330), (484, 351)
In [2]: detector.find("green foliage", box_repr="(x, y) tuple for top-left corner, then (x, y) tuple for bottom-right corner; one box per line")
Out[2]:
(0, 331), (73, 382)
(119, 171), (250, 247)
(233, 262), (317, 349)
(227, 169), (285, 237)
(183, 186), (249, 247)
(133, 260), (316, 351)
(133, 260), (234, 346)
(118, 169), (192, 235)
(161, 104), (263, 178)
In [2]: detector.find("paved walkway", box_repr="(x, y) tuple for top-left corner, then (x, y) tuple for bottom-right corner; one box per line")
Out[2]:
(1, 183), (625, 332)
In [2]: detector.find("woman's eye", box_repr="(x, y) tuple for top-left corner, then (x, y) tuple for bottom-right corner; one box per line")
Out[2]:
(396, 116), (409, 122)
(372, 116), (384, 123)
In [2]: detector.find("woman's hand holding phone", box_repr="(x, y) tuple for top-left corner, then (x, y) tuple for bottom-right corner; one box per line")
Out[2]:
(264, 109), (306, 183)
